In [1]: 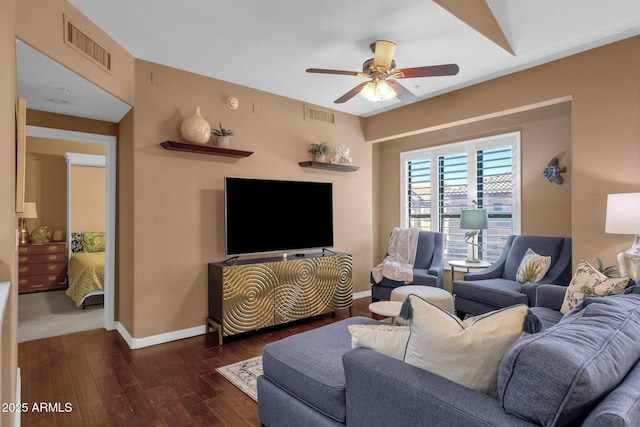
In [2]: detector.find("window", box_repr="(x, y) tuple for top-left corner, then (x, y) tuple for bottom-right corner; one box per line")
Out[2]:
(400, 132), (521, 263)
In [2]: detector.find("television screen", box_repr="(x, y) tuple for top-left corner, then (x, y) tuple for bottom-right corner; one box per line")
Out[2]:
(224, 177), (334, 256)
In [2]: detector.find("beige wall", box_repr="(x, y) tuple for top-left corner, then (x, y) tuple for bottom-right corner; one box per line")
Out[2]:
(16, 0), (135, 106)
(368, 37), (640, 271)
(374, 102), (572, 290)
(1, 0), (18, 425)
(6, 0), (640, 349)
(25, 137), (105, 236)
(28, 109), (118, 136)
(121, 60), (372, 338)
(70, 165), (106, 233)
(374, 102), (572, 257)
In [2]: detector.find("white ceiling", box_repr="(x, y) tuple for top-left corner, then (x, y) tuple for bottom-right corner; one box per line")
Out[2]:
(17, 0), (640, 122)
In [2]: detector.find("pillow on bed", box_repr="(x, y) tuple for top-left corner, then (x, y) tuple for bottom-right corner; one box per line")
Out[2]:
(70, 232), (84, 253)
(82, 232), (106, 252)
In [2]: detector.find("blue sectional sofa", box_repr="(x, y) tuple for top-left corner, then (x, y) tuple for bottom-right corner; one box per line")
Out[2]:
(257, 293), (640, 427)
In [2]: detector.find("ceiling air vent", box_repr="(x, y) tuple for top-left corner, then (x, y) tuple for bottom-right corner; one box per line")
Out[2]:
(303, 105), (335, 124)
(64, 16), (111, 73)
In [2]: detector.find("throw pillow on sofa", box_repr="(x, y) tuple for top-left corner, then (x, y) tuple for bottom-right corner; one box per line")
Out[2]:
(516, 248), (551, 283)
(403, 295), (528, 396)
(560, 259), (628, 314)
(348, 324), (410, 360)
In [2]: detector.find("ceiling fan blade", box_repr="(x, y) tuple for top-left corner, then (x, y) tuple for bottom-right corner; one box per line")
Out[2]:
(387, 80), (418, 103)
(372, 40), (397, 71)
(334, 81), (368, 104)
(391, 63), (460, 79)
(306, 68), (368, 77)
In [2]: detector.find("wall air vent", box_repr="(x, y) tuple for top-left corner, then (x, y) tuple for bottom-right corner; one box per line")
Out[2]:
(64, 16), (112, 73)
(303, 105), (335, 124)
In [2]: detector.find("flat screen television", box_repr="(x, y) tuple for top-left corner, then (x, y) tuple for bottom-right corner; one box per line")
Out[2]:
(224, 177), (334, 256)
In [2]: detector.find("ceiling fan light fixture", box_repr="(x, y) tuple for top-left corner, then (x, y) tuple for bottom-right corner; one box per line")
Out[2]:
(361, 79), (396, 102)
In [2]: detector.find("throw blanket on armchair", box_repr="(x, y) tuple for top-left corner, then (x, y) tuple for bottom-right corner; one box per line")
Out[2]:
(372, 227), (420, 284)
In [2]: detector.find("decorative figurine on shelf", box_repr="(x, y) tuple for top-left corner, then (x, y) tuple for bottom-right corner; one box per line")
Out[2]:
(52, 229), (64, 242)
(543, 157), (566, 185)
(331, 144), (352, 165)
(309, 142), (331, 163)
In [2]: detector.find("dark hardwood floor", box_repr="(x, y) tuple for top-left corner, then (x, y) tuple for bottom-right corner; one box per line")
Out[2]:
(18, 297), (376, 426)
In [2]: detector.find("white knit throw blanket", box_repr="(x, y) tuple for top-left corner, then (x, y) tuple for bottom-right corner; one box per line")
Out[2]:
(372, 227), (420, 284)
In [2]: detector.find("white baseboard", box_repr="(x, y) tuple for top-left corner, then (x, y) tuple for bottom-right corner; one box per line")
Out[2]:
(115, 291), (371, 350)
(353, 290), (371, 300)
(15, 368), (21, 427)
(116, 321), (206, 350)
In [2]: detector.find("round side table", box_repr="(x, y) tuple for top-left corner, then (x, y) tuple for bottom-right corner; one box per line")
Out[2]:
(369, 301), (404, 325)
(448, 259), (491, 285)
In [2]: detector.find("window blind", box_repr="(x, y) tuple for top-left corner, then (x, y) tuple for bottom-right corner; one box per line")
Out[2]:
(401, 132), (520, 264)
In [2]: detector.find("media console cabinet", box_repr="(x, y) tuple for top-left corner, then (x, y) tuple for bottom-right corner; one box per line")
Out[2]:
(207, 252), (353, 345)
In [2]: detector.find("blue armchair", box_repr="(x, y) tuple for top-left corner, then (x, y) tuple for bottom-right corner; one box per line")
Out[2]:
(370, 230), (444, 301)
(452, 234), (572, 316)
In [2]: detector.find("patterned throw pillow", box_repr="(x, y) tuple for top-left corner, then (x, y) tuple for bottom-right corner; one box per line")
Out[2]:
(82, 231), (106, 252)
(70, 232), (84, 253)
(516, 248), (551, 283)
(560, 259), (629, 314)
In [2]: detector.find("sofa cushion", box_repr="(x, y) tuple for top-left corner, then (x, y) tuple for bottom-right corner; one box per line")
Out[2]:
(349, 324), (410, 360)
(516, 248), (551, 283)
(403, 295), (527, 396)
(261, 316), (381, 423)
(582, 360), (640, 427)
(498, 294), (640, 427)
(527, 306), (563, 332)
(453, 278), (528, 309)
(560, 259), (628, 314)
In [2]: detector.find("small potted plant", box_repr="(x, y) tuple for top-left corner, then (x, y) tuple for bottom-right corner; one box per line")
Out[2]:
(212, 122), (234, 148)
(309, 142), (331, 162)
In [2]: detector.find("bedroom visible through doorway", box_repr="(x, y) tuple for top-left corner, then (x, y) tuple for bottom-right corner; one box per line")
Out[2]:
(17, 127), (116, 341)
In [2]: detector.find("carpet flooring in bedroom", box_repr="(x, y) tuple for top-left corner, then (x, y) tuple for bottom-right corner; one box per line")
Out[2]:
(18, 289), (103, 342)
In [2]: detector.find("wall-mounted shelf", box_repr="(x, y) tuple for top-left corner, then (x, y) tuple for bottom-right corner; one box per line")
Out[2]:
(299, 161), (359, 172)
(161, 141), (253, 158)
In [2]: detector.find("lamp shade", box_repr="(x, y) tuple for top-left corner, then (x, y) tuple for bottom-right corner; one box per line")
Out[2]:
(605, 193), (640, 234)
(460, 209), (488, 230)
(18, 202), (38, 219)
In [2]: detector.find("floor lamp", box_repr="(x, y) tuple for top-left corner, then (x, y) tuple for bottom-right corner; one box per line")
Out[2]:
(605, 192), (640, 281)
(460, 206), (489, 263)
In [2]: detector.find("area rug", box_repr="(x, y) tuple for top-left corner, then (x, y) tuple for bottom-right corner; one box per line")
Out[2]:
(216, 356), (263, 402)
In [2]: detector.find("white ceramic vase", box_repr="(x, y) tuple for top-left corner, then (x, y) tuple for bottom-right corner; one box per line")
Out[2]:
(216, 135), (230, 148)
(180, 107), (211, 144)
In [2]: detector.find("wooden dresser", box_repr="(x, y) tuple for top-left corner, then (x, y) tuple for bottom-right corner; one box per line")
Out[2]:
(18, 242), (68, 294)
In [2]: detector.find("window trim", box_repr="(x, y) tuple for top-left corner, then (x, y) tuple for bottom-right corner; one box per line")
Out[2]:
(399, 131), (522, 260)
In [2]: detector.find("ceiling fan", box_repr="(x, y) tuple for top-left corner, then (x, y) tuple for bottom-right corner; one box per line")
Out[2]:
(306, 40), (459, 104)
